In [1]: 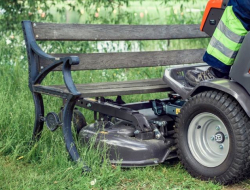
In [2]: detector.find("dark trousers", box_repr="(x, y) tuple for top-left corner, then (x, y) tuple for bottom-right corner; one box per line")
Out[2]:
(229, 0), (250, 31)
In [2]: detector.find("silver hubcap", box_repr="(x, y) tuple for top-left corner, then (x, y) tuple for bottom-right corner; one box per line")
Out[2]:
(188, 112), (230, 167)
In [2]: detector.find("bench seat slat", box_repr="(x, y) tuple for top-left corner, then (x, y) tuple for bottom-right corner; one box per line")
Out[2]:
(40, 49), (206, 71)
(33, 78), (172, 98)
(33, 23), (209, 41)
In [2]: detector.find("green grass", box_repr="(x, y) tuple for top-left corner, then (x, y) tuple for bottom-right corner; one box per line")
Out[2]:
(1, 1), (250, 189)
(0, 156), (223, 189)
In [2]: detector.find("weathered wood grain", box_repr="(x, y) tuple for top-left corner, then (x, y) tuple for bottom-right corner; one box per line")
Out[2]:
(39, 49), (206, 71)
(50, 79), (166, 90)
(33, 78), (172, 97)
(33, 23), (209, 41)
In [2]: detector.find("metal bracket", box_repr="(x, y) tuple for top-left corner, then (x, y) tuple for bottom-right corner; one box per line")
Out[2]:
(76, 98), (152, 133)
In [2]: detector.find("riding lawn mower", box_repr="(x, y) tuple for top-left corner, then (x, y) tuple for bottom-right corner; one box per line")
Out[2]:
(45, 0), (250, 184)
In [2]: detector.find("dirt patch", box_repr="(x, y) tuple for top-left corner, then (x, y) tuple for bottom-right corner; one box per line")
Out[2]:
(224, 183), (250, 190)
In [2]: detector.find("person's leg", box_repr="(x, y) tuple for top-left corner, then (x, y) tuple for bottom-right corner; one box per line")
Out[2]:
(231, 0), (250, 31)
(185, 0), (249, 86)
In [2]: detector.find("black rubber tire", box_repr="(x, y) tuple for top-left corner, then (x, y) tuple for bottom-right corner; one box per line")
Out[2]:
(175, 90), (250, 184)
(59, 108), (87, 134)
(72, 109), (87, 134)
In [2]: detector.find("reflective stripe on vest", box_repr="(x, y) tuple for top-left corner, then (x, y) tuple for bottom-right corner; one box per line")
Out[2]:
(210, 37), (238, 59)
(207, 6), (248, 66)
(217, 21), (245, 43)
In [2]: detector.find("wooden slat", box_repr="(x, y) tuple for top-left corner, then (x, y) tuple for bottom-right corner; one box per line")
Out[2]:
(33, 85), (68, 99)
(40, 49), (206, 71)
(50, 79), (166, 90)
(33, 23), (209, 41)
(79, 85), (171, 97)
(33, 78), (172, 97)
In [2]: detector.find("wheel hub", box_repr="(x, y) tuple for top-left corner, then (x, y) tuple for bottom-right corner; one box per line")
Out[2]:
(188, 112), (230, 167)
(214, 132), (225, 143)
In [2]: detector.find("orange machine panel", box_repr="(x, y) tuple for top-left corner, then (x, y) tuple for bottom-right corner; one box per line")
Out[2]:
(200, 0), (223, 31)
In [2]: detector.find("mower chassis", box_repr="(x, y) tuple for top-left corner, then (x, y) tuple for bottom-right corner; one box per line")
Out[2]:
(163, 63), (250, 117)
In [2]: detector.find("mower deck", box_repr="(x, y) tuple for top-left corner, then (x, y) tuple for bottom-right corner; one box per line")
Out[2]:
(79, 108), (177, 167)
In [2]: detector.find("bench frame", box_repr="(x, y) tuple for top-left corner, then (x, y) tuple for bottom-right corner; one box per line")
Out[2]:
(22, 20), (208, 168)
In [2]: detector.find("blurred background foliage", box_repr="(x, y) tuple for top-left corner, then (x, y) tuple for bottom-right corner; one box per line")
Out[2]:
(0, 0), (200, 32)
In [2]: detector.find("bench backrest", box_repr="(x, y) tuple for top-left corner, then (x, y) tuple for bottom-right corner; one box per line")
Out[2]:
(30, 22), (209, 71)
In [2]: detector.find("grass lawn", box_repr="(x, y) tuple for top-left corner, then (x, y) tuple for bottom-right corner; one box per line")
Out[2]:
(1, 1), (250, 189)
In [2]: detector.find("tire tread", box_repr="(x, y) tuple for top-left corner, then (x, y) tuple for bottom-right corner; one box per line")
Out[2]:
(175, 90), (250, 184)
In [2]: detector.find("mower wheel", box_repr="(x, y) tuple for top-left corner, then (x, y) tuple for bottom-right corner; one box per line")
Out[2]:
(175, 90), (250, 184)
(72, 109), (87, 134)
(59, 108), (87, 134)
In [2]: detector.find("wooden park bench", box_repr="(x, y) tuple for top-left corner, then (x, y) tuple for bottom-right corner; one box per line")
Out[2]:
(22, 21), (209, 169)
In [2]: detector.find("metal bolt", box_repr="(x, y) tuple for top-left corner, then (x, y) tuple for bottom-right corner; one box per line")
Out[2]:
(219, 144), (224, 149)
(211, 136), (215, 141)
(197, 125), (201, 129)
(225, 134), (228, 139)
(216, 126), (221, 131)
(157, 121), (167, 127)
(155, 133), (161, 139)
(40, 66), (44, 70)
(87, 103), (91, 108)
(134, 130), (140, 135)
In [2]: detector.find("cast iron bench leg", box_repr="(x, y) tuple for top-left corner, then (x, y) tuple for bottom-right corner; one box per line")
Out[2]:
(63, 94), (91, 172)
(32, 92), (44, 141)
